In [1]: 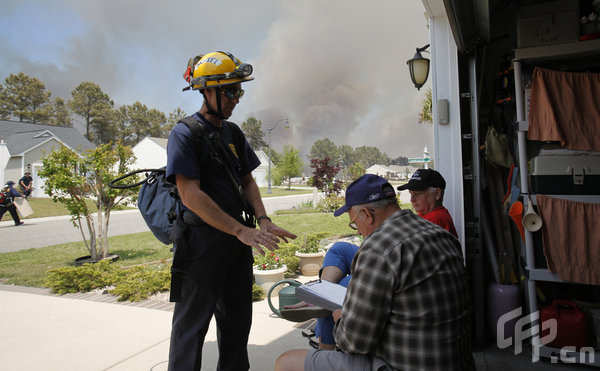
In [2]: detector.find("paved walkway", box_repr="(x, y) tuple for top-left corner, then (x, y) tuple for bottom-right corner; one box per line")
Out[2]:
(0, 283), (589, 371)
(0, 283), (314, 371)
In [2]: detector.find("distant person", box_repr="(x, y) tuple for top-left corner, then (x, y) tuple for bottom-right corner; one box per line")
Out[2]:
(397, 168), (458, 238)
(276, 174), (474, 371)
(18, 172), (33, 199)
(0, 181), (24, 226)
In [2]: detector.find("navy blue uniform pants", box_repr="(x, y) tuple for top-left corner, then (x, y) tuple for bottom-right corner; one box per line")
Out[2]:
(0, 204), (21, 225)
(168, 224), (254, 371)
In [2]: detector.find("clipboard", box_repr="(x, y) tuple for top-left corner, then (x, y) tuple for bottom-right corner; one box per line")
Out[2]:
(295, 280), (347, 311)
(13, 198), (34, 218)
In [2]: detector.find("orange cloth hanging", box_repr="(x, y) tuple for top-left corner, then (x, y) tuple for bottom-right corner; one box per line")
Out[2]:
(536, 195), (600, 285)
(528, 67), (600, 152)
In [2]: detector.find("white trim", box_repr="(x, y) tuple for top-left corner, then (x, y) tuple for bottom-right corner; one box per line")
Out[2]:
(16, 136), (78, 156)
(32, 130), (54, 139)
(426, 4), (466, 250)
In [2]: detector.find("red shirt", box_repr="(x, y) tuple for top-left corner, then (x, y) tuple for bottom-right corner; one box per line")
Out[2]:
(420, 206), (458, 238)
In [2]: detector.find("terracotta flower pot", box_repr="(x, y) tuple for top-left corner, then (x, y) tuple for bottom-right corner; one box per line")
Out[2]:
(295, 250), (325, 276)
(253, 265), (287, 296)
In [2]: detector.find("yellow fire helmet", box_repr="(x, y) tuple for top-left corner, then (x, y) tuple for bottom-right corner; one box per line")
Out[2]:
(183, 51), (254, 91)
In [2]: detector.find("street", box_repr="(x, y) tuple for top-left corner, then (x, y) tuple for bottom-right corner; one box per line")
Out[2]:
(0, 192), (321, 253)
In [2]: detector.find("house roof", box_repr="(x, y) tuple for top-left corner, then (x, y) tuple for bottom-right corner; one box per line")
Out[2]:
(147, 137), (168, 149)
(254, 150), (273, 167)
(0, 120), (94, 155)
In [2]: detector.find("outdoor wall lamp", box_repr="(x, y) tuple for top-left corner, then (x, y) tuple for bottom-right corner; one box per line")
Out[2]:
(407, 44), (430, 90)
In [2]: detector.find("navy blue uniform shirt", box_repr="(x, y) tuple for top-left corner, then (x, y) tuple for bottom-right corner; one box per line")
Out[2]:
(166, 113), (260, 216)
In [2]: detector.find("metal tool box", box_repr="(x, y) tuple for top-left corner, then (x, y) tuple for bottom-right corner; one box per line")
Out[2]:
(530, 155), (600, 195)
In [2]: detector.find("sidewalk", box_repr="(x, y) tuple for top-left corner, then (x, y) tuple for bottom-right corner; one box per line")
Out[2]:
(0, 284), (312, 371)
(0, 283), (588, 371)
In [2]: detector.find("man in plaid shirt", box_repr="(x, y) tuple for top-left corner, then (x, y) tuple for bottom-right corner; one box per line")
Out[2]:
(276, 174), (474, 371)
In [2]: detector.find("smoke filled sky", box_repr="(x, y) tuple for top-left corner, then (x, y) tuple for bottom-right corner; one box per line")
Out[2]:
(0, 0), (432, 160)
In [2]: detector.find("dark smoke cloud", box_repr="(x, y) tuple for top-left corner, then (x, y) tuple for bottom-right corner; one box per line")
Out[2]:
(0, 0), (431, 160)
(242, 1), (432, 159)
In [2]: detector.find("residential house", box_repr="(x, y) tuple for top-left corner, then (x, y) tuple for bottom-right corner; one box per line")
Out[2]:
(0, 120), (94, 197)
(131, 136), (273, 187)
(365, 164), (420, 180)
(131, 136), (168, 170)
(252, 150), (273, 187)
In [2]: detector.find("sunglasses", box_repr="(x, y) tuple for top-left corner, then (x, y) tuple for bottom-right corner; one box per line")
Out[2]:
(222, 87), (245, 99)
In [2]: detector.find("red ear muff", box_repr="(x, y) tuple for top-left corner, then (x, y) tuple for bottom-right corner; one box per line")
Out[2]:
(183, 55), (204, 82)
(183, 66), (192, 83)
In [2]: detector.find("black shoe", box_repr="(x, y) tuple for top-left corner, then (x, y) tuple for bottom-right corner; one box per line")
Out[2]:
(302, 329), (319, 349)
(15, 221), (24, 226)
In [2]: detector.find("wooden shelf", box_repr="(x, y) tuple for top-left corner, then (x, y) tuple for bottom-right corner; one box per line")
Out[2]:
(514, 39), (600, 62)
(530, 194), (600, 205)
(526, 268), (564, 283)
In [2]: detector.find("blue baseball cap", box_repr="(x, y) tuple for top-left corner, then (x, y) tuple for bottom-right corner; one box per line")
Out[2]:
(333, 174), (396, 217)
(6, 181), (15, 186)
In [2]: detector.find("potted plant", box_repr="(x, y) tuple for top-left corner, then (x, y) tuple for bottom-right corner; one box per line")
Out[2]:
(253, 252), (287, 295)
(294, 233), (328, 276)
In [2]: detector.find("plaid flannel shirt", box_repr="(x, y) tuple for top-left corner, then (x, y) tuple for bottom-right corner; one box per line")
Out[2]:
(334, 209), (475, 371)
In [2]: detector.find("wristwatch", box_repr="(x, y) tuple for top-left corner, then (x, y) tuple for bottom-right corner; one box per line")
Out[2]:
(257, 215), (272, 225)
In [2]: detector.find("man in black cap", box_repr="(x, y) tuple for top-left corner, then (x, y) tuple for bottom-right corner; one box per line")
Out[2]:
(0, 181), (24, 226)
(282, 169), (459, 349)
(276, 174), (474, 371)
(397, 168), (457, 238)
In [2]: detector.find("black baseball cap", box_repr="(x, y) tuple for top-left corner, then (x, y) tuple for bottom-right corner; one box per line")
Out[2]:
(397, 169), (446, 191)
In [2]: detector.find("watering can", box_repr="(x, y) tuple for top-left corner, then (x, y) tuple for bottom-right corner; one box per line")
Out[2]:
(267, 279), (302, 317)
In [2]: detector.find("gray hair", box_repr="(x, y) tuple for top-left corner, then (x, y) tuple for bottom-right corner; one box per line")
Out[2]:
(429, 186), (445, 202)
(351, 197), (398, 213)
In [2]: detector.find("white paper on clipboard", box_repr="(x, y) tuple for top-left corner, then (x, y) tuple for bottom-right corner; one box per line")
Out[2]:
(13, 198), (34, 217)
(295, 280), (347, 311)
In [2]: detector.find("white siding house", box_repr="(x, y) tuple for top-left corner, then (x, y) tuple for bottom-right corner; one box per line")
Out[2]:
(132, 136), (272, 187)
(131, 137), (168, 170)
(366, 164), (421, 180)
(0, 120), (94, 197)
(253, 150), (273, 187)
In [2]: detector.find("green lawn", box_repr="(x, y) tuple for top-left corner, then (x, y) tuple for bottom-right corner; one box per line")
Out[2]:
(0, 212), (355, 288)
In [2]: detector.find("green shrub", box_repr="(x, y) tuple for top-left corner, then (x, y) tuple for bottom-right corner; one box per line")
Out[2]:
(109, 264), (171, 302)
(44, 260), (120, 294)
(317, 195), (345, 213)
(276, 242), (301, 275)
(253, 252), (285, 271)
(295, 232), (330, 253)
(252, 283), (264, 301)
(45, 259), (171, 302)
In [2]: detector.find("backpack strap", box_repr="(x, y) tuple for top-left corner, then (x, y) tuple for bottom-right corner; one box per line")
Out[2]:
(178, 117), (255, 224)
(109, 168), (166, 189)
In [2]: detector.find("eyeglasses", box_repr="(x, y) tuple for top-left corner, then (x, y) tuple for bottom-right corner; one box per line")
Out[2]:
(349, 211), (360, 230)
(222, 87), (244, 100)
(348, 208), (375, 230)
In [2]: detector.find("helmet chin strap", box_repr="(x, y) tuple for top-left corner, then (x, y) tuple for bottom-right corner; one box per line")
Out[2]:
(203, 87), (225, 120)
